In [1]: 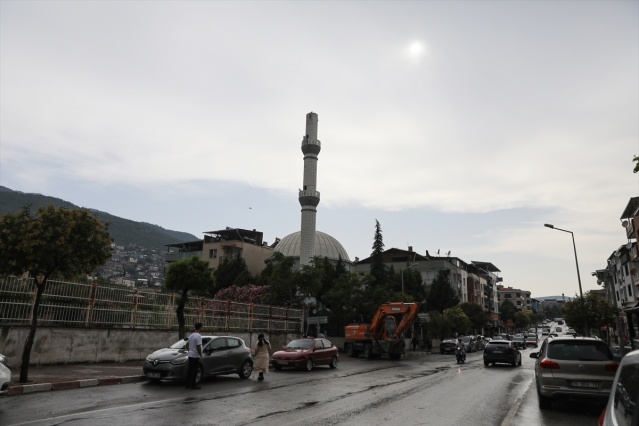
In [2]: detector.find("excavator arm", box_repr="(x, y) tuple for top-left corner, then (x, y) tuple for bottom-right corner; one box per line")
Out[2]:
(367, 302), (420, 339)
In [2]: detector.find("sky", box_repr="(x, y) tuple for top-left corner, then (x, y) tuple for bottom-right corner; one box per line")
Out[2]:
(1, 1), (638, 299)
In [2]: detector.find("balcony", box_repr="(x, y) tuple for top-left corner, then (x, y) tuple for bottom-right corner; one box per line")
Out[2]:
(166, 251), (203, 262)
(631, 245), (639, 262)
(626, 218), (637, 240)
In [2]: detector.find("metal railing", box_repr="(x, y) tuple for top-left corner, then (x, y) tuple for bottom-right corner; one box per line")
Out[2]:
(0, 276), (303, 333)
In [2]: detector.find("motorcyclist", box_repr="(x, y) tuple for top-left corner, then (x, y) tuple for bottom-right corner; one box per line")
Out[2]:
(456, 337), (466, 357)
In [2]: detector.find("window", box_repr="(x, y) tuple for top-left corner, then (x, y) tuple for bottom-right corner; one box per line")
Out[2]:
(612, 362), (639, 426)
(209, 249), (217, 259)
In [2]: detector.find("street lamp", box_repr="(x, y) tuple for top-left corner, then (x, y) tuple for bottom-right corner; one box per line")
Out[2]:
(401, 263), (419, 293)
(544, 223), (588, 336)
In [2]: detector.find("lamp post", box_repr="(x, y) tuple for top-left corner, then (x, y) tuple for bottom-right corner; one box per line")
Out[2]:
(401, 263), (419, 293)
(544, 224), (588, 336)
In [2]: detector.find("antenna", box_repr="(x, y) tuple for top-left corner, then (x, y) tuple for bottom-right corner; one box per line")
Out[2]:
(446, 251), (451, 256)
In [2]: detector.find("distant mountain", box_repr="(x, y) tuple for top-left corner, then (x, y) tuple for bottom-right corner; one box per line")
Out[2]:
(0, 186), (198, 248)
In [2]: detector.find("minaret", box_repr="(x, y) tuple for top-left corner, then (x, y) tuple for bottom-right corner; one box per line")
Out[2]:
(299, 112), (321, 266)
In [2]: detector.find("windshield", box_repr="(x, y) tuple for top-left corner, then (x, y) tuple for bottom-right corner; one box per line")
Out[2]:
(286, 339), (313, 349)
(461, 336), (470, 343)
(170, 338), (188, 349)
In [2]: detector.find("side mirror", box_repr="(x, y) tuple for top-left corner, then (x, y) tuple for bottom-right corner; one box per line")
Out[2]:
(529, 353), (538, 359)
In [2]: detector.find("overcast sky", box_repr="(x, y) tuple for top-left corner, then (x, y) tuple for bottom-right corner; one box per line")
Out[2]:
(1, 1), (638, 299)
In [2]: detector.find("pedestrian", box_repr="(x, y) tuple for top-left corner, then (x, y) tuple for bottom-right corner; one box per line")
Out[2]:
(411, 336), (419, 351)
(253, 333), (271, 382)
(185, 322), (203, 390)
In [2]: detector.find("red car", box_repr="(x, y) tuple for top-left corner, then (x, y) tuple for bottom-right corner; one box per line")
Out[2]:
(271, 338), (339, 371)
(525, 336), (538, 348)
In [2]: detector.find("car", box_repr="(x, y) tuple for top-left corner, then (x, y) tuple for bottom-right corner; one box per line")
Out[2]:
(459, 335), (477, 353)
(512, 335), (526, 349)
(143, 335), (254, 384)
(271, 338), (338, 371)
(566, 328), (577, 336)
(440, 338), (458, 354)
(494, 333), (511, 341)
(484, 340), (522, 367)
(549, 333), (559, 338)
(542, 328), (550, 336)
(599, 349), (639, 426)
(0, 354), (10, 396)
(530, 336), (619, 410)
(475, 335), (486, 350)
(525, 336), (539, 348)
(555, 326), (563, 333)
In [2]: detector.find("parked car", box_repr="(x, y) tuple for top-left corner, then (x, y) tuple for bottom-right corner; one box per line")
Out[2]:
(440, 338), (458, 354)
(0, 354), (10, 396)
(525, 336), (539, 348)
(599, 349), (639, 426)
(484, 340), (522, 367)
(512, 335), (526, 350)
(459, 335), (477, 353)
(271, 338), (338, 371)
(143, 335), (254, 384)
(565, 328), (577, 336)
(530, 336), (618, 410)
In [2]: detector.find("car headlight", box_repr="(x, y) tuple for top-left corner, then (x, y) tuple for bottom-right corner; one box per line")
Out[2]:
(145, 355), (153, 363)
(171, 356), (188, 365)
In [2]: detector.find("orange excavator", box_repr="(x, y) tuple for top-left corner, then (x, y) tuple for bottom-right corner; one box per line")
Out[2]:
(344, 302), (420, 360)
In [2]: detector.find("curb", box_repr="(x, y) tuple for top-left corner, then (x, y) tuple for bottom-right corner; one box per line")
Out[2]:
(8, 375), (147, 396)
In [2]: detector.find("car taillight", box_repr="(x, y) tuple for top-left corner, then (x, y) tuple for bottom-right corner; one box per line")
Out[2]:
(604, 363), (619, 372)
(540, 359), (560, 369)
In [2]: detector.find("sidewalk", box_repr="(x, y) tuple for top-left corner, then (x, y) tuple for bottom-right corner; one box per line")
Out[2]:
(7, 361), (146, 396)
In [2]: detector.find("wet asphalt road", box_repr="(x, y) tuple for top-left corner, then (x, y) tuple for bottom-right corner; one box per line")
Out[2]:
(0, 348), (604, 426)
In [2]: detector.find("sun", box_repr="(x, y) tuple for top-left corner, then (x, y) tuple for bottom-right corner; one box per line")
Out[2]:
(408, 41), (424, 57)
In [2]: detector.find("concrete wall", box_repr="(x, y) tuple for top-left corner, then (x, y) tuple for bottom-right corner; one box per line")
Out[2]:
(0, 327), (299, 367)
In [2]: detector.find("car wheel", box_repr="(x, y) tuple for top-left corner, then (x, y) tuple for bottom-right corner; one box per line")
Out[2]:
(484, 360), (489, 367)
(346, 344), (355, 357)
(304, 358), (313, 372)
(238, 360), (252, 379)
(440, 350), (444, 354)
(149, 378), (161, 384)
(329, 356), (338, 369)
(273, 363), (282, 370)
(511, 356), (517, 367)
(538, 392), (552, 409)
(389, 353), (401, 360)
(517, 354), (522, 366)
(363, 344), (374, 360)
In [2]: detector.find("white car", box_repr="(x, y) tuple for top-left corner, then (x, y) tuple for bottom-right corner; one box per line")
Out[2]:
(599, 349), (639, 426)
(0, 354), (11, 396)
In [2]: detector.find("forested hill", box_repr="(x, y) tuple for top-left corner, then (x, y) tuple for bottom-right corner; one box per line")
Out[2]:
(0, 186), (198, 248)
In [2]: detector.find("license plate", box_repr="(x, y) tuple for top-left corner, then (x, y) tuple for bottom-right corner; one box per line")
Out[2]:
(146, 372), (161, 379)
(493, 350), (503, 354)
(570, 381), (599, 388)
(278, 361), (288, 365)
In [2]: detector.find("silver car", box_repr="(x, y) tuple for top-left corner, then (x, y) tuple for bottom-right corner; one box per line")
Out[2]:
(530, 336), (618, 409)
(143, 335), (253, 384)
(0, 354), (10, 395)
(600, 349), (639, 426)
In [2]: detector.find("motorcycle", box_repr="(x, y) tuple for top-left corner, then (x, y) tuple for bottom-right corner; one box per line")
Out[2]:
(455, 345), (466, 364)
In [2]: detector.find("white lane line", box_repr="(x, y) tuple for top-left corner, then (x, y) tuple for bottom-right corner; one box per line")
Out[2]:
(501, 377), (534, 426)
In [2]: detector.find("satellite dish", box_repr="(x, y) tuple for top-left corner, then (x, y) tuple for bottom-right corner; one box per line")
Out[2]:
(622, 221), (629, 228)
(627, 242), (633, 249)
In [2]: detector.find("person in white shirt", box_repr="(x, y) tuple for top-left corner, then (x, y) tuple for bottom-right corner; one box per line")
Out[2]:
(185, 323), (203, 389)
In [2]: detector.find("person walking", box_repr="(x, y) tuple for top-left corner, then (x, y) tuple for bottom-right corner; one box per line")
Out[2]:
(253, 333), (271, 382)
(185, 322), (203, 389)
(411, 336), (419, 351)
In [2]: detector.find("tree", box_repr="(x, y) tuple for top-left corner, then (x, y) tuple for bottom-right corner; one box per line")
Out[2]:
(0, 205), (113, 382)
(427, 310), (451, 340)
(425, 270), (459, 313)
(212, 256), (252, 293)
(369, 220), (387, 286)
(164, 256), (214, 339)
(459, 302), (487, 334)
(213, 284), (271, 304)
(256, 252), (301, 306)
(514, 312), (530, 330)
(443, 306), (472, 336)
(499, 300), (517, 323)
(562, 291), (619, 336)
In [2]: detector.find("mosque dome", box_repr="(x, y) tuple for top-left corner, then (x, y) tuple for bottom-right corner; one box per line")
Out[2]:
(274, 231), (350, 262)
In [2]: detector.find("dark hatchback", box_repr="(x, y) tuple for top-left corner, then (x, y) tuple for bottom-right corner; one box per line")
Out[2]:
(440, 338), (458, 354)
(143, 336), (254, 384)
(484, 340), (522, 367)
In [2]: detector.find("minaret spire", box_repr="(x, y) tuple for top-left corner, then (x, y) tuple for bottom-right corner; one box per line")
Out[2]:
(299, 112), (321, 266)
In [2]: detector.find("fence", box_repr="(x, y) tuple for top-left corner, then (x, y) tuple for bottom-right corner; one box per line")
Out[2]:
(0, 276), (303, 333)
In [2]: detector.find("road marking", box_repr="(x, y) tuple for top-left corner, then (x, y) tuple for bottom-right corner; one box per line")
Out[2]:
(500, 377), (533, 426)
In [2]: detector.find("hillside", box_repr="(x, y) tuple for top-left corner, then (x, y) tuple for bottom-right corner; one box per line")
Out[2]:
(0, 186), (198, 248)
